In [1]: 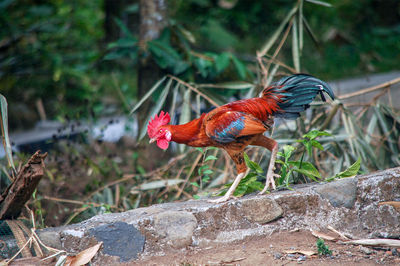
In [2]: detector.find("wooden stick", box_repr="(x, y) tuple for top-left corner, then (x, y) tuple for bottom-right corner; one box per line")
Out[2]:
(341, 238), (400, 247)
(338, 77), (400, 100)
(167, 75), (220, 107)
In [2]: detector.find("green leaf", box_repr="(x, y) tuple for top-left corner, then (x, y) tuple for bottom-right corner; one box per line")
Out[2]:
(303, 130), (332, 140)
(191, 182), (200, 188)
(282, 145), (296, 159)
(198, 165), (209, 175)
(202, 169), (213, 175)
(215, 52), (231, 73)
(114, 17), (134, 38)
(334, 157), (361, 179)
(205, 155), (218, 162)
(230, 55), (247, 79)
(244, 153), (263, 173)
(193, 195), (200, 199)
(202, 176), (210, 183)
(195, 147), (204, 153)
(0, 94), (16, 173)
(311, 140), (324, 151)
(289, 161), (322, 179)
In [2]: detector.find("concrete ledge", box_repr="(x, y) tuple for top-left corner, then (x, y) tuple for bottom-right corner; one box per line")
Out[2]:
(29, 167), (400, 263)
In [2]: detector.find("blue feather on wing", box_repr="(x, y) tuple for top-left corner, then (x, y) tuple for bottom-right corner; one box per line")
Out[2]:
(211, 115), (245, 143)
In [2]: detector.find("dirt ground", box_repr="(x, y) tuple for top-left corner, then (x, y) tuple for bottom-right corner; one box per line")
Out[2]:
(133, 230), (400, 265)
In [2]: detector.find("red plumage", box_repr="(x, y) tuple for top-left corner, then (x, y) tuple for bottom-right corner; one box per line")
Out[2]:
(147, 74), (334, 202)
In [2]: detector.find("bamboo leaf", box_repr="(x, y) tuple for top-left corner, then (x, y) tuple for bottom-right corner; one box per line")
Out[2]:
(259, 5), (298, 56)
(302, 17), (319, 46)
(305, 0), (332, 7)
(292, 17), (300, 72)
(129, 76), (167, 115)
(198, 81), (254, 90)
(169, 82), (180, 124)
(0, 94), (16, 173)
(265, 63), (280, 88)
(134, 179), (185, 190)
(179, 88), (192, 152)
(298, 1), (304, 52)
(139, 78), (172, 139)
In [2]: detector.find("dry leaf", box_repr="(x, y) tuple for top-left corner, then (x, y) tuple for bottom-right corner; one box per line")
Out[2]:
(311, 230), (336, 241)
(378, 201), (400, 211)
(65, 242), (102, 266)
(284, 250), (317, 256)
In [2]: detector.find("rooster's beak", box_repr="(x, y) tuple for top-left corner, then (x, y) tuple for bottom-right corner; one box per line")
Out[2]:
(149, 138), (156, 144)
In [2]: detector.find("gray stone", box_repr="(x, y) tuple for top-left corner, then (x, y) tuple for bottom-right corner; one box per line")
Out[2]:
(89, 222), (145, 262)
(314, 177), (357, 208)
(152, 211), (197, 248)
(37, 229), (62, 250)
(239, 197), (283, 224)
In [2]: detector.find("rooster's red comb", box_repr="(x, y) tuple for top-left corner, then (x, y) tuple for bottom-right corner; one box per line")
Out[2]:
(147, 111), (171, 138)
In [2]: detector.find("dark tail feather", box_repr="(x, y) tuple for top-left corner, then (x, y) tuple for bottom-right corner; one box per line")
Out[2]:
(262, 74), (335, 119)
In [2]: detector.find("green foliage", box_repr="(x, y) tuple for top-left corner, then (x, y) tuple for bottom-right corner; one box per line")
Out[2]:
(219, 153), (264, 197)
(316, 238), (332, 256)
(106, 25), (251, 81)
(191, 147), (218, 192)
(1, 0), (105, 123)
(326, 157), (361, 182)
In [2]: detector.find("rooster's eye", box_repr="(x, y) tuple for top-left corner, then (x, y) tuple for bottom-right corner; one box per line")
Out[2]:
(159, 129), (162, 133)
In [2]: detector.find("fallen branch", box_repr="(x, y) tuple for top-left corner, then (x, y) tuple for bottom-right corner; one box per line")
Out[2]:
(338, 77), (400, 100)
(0, 151), (47, 220)
(341, 239), (400, 248)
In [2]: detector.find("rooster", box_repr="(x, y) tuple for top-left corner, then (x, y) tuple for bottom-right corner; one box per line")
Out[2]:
(147, 74), (334, 203)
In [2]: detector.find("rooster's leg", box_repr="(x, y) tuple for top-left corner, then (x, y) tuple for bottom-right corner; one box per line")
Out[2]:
(208, 172), (245, 203)
(208, 150), (246, 203)
(252, 136), (279, 194)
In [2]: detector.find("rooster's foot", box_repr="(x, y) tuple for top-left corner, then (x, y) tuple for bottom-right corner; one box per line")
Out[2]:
(258, 173), (280, 195)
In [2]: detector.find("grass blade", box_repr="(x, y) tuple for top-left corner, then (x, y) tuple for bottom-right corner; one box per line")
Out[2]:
(0, 94), (16, 173)
(129, 76), (167, 115)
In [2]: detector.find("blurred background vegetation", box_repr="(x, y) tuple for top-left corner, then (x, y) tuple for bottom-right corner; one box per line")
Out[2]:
(0, 0), (399, 227)
(1, 0), (399, 129)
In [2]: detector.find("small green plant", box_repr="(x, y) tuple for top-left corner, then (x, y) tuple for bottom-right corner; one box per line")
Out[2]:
(316, 238), (332, 256)
(219, 153), (264, 197)
(220, 129), (362, 197)
(192, 147), (219, 198)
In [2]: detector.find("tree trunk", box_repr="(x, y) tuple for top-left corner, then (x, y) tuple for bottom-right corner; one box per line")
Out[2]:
(137, 0), (167, 131)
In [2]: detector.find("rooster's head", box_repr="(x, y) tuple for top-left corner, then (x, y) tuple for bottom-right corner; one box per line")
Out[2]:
(147, 111), (171, 150)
